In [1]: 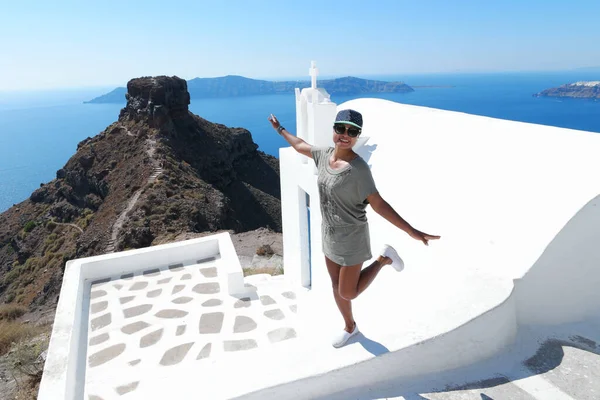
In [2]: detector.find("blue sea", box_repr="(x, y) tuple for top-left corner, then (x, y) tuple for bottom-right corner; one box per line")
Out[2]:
(1, 71), (599, 212)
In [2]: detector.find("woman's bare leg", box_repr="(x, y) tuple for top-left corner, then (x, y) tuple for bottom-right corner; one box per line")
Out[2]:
(338, 256), (391, 301)
(325, 255), (392, 332)
(325, 257), (355, 332)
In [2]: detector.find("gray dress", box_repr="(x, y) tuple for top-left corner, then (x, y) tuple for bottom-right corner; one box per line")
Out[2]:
(311, 147), (378, 266)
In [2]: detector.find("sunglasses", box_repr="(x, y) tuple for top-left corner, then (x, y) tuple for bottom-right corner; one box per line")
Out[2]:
(333, 124), (361, 138)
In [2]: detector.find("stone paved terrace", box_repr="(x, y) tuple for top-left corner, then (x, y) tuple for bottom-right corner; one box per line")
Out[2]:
(84, 257), (298, 399)
(65, 237), (599, 400)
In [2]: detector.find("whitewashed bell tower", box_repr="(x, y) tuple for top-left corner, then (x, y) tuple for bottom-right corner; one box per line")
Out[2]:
(279, 62), (338, 291)
(294, 61), (338, 164)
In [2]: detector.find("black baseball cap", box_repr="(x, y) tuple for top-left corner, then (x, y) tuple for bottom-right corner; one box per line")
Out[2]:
(334, 109), (363, 129)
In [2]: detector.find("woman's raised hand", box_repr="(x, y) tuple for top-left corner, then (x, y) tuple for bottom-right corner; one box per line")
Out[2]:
(268, 114), (280, 129)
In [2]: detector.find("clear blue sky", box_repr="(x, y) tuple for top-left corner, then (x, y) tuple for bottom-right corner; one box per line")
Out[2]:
(2, 0), (599, 91)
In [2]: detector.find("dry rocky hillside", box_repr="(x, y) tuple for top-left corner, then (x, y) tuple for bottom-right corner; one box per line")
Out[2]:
(0, 74), (282, 309)
(0, 75), (284, 398)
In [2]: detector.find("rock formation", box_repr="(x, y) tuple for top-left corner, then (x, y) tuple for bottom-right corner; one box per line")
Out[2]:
(0, 75), (281, 310)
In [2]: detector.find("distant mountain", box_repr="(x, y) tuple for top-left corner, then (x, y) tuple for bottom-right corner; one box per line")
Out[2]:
(84, 87), (127, 103)
(534, 81), (600, 99)
(84, 75), (414, 104)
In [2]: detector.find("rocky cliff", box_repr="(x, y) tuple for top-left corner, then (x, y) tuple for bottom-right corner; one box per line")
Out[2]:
(0, 76), (281, 311)
(534, 81), (600, 99)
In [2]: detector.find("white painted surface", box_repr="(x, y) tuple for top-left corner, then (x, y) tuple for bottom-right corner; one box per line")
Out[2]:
(336, 97), (600, 318)
(339, 98), (600, 282)
(98, 272), (513, 400)
(516, 194), (600, 325)
(83, 270), (299, 400)
(276, 93), (600, 397)
(280, 156), (320, 289)
(37, 260), (84, 400)
(39, 233), (243, 400)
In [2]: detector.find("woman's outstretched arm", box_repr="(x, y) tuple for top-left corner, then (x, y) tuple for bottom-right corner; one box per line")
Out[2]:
(268, 114), (313, 158)
(367, 192), (441, 246)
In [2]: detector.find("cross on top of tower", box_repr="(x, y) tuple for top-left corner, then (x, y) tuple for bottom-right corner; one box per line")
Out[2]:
(309, 61), (318, 89)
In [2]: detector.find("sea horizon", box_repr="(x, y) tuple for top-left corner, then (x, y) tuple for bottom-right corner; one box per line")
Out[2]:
(1, 70), (599, 212)
(2, 67), (599, 100)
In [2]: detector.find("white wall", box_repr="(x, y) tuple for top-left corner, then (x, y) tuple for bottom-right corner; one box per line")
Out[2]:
(282, 83), (337, 292)
(345, 98), (600, 327)
(282, 96), (600, 327)
(280, 149), (328, 291)
(515, 194), (600, 325)
(279, 150), (309, 288)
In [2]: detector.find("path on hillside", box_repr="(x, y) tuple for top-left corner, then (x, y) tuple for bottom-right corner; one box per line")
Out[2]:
(41, 217), (84, 234)
(55, 222), (83, 234)
(105, 131), (162, 253)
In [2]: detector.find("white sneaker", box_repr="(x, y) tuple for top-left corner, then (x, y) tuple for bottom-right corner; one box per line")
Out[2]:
(381, 244), (404, 272)
(332, 323), (359, 348)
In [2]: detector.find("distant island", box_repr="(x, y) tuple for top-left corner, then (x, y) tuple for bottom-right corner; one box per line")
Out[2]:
(534, 81), (600, 99)
(84, 75), (414, 103)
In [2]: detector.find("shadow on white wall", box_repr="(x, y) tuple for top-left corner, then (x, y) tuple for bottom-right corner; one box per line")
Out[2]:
(357, 143), (377, 165)
(516, 193), (600, 325)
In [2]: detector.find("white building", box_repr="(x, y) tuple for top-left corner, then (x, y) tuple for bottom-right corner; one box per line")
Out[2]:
(39, 62), (600, 399)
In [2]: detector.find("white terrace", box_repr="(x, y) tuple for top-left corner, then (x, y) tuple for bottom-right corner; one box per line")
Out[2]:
(39, 62), (600, 399)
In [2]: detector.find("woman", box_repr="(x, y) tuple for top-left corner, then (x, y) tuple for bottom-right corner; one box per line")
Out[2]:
(268, 109), (440, 348)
